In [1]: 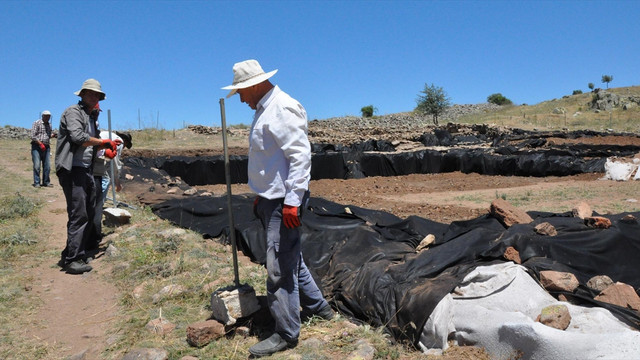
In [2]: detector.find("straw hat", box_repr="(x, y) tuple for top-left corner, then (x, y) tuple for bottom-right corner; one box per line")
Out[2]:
(222, 60), (277, 98)
(74, 78), (106, 100)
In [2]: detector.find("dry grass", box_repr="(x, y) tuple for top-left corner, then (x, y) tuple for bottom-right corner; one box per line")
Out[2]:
(0, 86), (638, 358)
(458, 86), (640, 132)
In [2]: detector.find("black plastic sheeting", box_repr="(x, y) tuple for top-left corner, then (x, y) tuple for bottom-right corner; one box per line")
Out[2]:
(126, 149), (608, 186)
(124, 129), (640, 186)
(151, 195), (640, 347)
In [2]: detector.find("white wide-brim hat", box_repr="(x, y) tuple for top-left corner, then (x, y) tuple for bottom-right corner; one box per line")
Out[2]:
(74, 78), (106, 100)
(221, 59), (277, 98)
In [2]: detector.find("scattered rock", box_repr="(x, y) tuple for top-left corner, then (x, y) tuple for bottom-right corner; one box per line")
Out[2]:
(234, 326), (250, 338)
(416, 234), (436, 252)
(125, 173), (134, 180)
(186, 320), (225, 347)
(105, 244), (120, 257)
(539, 271), (579, 292)
(538, 304), (571, 330)
(620, 214), (637, 224)
(146, 317), (176, 335)
(503, 246), (521, 264)
(594, 282), (640, 311)
(210, 284), (260, 326)
(152, 284), (186, 304)
(489, 198), (533, 227)
(103, 207), (132, 226)
(183, 188), (198, 196)
(133, 282), (147, 299)
(584, 216), (612, 229)
(121, 348), (168, 360)
(347, 339), (376, 360)
(587, 275), (614, 293)
(180, 357), (199, 360)
(534, 222), (557, 236)
(301, 337), (325, 350)
(68, 349), (88, 360)
(158, 228), (187, 239)
(571, 202), (592, 219)
(167, 188), (178, 194)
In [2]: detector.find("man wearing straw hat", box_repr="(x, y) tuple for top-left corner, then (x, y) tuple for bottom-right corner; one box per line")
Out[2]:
(223, 59), (334, 357)
(55, 79), (118, 274)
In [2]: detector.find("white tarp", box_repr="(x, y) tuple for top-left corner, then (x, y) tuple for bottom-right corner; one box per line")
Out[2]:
(419, 262), (640, 359)
(602, 158), (639, 181)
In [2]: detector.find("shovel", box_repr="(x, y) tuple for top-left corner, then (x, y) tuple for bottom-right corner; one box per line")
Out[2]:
(209, 98), (260, 326)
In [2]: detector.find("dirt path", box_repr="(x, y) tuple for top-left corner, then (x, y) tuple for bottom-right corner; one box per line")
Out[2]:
(2, 150), (119, 359)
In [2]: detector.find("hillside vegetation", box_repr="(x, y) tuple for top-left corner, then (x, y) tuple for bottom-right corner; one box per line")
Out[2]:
(457, 86), (640, 132)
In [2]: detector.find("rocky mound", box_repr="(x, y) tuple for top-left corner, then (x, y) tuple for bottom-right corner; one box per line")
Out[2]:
(0, 125), (30, 140)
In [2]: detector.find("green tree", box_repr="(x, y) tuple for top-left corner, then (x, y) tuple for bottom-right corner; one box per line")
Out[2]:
(415, 83), (451, 125)
(487, 93), (513, 105)
(588, 82), (595, 91)
(601, 75), (613, 89)
(572, 90), (583, 95)
(360, 105), (377, 118)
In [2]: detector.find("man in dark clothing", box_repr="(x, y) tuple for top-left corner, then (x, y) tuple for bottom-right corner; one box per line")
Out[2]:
(54, 79), (117, 274)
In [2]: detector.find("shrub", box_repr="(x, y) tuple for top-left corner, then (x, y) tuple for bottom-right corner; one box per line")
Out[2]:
(0, 193), (38, 221)
(572, 90), (583, 95)
(487, 93), (513, 105)
(588, 82), (595, 90)
(360, 105), (376, 118)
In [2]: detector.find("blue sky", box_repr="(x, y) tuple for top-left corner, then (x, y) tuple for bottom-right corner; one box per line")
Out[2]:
(1, 0), (638, 131)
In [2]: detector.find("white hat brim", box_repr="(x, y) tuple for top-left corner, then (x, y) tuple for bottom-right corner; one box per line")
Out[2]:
(221, 69), (278, 95)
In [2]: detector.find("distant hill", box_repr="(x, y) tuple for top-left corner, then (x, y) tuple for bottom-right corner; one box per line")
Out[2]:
(455, 86), (640, 132)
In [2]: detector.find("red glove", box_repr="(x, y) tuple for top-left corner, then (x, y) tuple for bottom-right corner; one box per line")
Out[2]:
(100, 139), (117, 151)
(283, 205), (301, 228)
(253, 196), (259, 217)
(104, 148), (117, 159)
(114, 138), (123, 146)
(39, 143), (46, 151)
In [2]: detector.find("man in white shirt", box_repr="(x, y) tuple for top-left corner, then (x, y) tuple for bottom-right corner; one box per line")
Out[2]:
(222, 59), (334, 357)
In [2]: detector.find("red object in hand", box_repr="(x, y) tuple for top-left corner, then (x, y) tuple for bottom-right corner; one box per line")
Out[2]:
(104, 148), (117, 159)
(253, 196), (259, 217)
(101, 139), (117, 151)
(283, 204), (301, 228)
(114, 138), (123, 146)
(39, 143), (46, 151)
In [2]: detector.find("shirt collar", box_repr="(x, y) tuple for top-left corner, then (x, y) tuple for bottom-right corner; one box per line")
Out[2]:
(257, 85), (280, 112)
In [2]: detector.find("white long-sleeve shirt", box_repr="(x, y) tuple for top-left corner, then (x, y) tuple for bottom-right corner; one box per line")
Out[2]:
(248, 85), (310, 207)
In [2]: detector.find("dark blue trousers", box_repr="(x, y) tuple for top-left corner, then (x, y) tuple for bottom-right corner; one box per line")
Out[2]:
(255, 192), (328, 342)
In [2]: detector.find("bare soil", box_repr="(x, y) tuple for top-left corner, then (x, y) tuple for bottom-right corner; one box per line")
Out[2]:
(5, 132), (640, 359)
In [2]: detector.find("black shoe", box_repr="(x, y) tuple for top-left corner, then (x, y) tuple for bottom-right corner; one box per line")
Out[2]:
(64, 260), (92, 274)
(248, 333), (297, 358)
(42, 183), (53, 187)
(302, 304), (335, 322)
(316, 304), (335, 320)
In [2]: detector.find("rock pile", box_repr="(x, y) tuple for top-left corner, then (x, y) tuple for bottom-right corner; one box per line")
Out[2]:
(590, 89), (640, 112)
(0, 125), (30, 140)
(308, 103), (502, 145)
